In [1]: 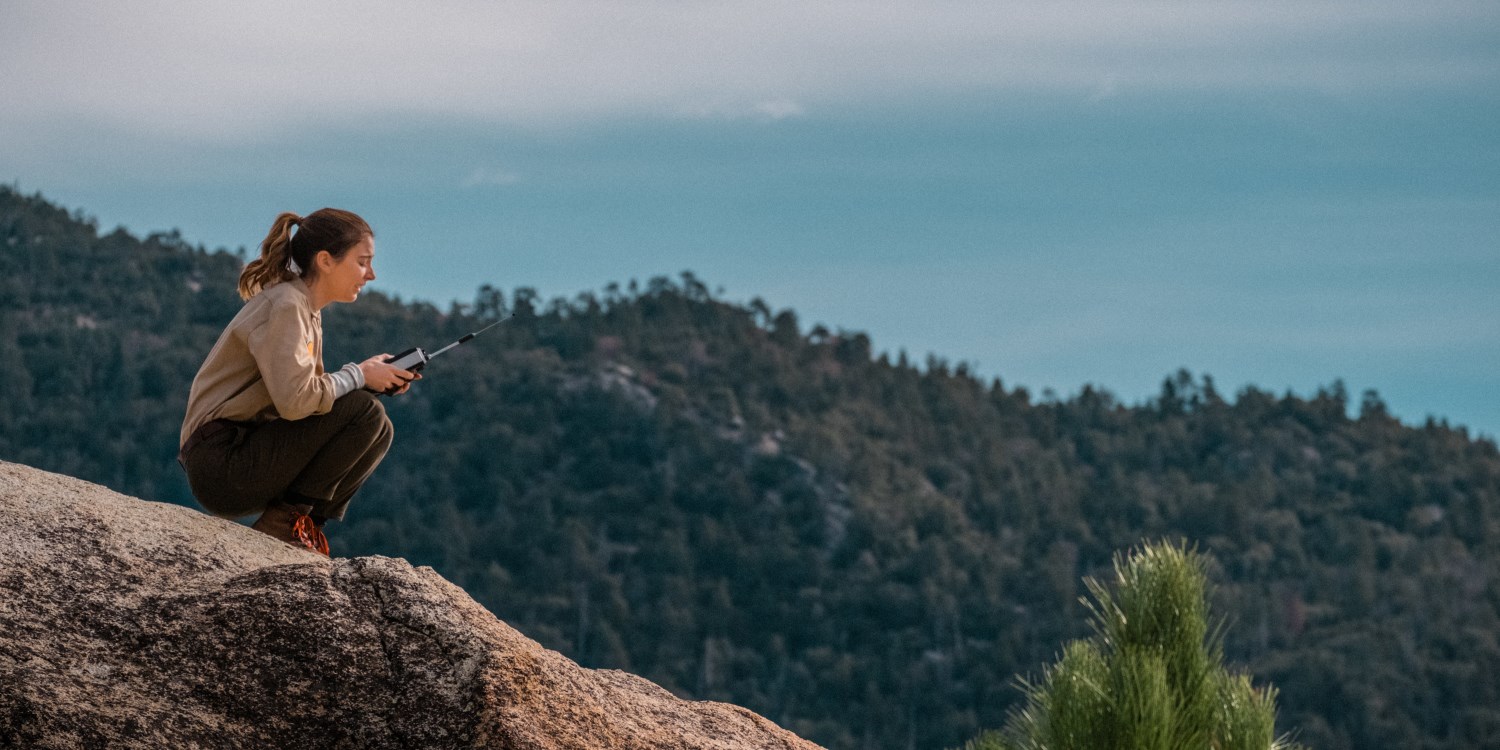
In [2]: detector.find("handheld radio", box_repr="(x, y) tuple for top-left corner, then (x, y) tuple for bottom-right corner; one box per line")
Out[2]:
(381, 318), (506, 394)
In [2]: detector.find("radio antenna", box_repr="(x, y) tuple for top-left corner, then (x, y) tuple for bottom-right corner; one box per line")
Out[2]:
(382, 317), (510, 384)
(428, 318), (507, 359)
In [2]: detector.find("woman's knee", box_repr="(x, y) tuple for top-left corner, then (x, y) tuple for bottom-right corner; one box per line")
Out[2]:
(336, 389), (383, 422)
(342, 389), (393, 442)
(341, 388), (380, 412)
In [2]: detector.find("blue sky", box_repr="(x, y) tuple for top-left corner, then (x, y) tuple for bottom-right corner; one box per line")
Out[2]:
(3, 1), (1497, 437)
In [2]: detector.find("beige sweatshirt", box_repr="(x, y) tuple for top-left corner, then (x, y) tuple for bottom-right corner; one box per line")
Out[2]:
(179, 278), (338, 448)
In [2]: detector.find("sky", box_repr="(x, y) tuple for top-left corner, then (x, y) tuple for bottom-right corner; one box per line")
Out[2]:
(3, 0), (1497, 438)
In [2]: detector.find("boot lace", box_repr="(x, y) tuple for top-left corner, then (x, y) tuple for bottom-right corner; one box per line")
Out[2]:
(291, 512), (330, 556)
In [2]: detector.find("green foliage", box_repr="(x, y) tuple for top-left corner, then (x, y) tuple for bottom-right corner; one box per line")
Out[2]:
(5, 186), (1500, 749)
(989, 542), (1297, 750)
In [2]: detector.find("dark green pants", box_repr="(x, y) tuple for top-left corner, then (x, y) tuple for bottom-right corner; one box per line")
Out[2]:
(180, 390), (394, 521)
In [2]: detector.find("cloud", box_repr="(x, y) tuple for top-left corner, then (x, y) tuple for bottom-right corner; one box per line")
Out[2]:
(1088, 74), (1122, 102)
(678, 97), (806, 121)
(460, 167), (523, 188)
(0, 0), (1495, 144)
(753, 99), (805, 121)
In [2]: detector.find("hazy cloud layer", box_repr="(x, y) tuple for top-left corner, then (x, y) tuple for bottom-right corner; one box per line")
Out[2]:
(3, 1), (1495, 436)
(3, 0), (1495, 141)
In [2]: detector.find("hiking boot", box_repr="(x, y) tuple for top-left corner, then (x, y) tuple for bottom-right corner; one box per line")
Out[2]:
(292, 513), (330, 557)
(251, 502), (329, 556)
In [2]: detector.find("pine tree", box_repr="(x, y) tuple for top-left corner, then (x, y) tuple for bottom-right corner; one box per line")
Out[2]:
(964, 541), (1302, 750)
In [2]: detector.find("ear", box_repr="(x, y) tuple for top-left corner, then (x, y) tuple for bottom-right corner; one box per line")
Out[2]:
(314, 249), (337, 273)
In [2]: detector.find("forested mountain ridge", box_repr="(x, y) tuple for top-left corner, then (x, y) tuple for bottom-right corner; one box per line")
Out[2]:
(3, 186), (1498, 749)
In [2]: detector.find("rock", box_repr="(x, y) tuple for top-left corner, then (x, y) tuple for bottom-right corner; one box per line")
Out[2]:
(0, 461), (823, 750)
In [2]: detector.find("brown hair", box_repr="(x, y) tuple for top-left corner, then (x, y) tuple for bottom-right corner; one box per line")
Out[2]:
(238, 208), (373, 300)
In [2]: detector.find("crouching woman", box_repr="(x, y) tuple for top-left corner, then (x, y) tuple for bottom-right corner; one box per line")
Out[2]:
(179, 208), (417, 555)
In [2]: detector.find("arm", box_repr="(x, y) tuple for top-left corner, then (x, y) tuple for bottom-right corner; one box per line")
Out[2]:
(328, 362), (366, 397)
(245, 299), (336, 420)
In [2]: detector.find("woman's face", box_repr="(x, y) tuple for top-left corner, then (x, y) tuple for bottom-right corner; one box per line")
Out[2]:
(315, 235), (376, 304)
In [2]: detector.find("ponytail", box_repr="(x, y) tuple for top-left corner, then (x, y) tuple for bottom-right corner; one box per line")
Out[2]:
(237, 207), (372, 300)
(238, 212), (302, 300)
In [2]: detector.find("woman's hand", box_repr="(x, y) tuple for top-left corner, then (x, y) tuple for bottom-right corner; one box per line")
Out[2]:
(360, 354), (422, 395)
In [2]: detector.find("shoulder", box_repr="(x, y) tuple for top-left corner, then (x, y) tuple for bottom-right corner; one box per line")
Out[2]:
(259, 280), (314, 315)
(259, 280), (302, 304)
(240, 281), (312, 331)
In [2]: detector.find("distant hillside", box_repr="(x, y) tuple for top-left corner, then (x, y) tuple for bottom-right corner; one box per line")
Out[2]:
(3, 186), (1498, 749)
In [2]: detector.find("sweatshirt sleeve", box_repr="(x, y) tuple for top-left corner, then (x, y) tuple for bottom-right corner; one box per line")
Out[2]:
(245, 297), (336, 420)
(328, 362), (367, 398)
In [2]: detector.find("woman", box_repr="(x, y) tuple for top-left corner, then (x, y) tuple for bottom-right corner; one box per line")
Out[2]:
(178, 208), (417, 555)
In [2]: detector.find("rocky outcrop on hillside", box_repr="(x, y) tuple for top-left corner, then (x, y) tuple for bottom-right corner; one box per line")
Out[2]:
(0, 461), (822, 749)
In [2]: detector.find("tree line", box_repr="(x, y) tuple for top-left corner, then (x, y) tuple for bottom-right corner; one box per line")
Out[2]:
(3, 186), (1498, 749)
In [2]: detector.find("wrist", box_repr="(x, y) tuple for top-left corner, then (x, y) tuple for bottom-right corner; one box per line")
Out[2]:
(343, 361), (367, 390)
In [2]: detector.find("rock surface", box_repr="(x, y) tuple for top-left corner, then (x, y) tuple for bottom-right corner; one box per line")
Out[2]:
(0, 461), (824, 750)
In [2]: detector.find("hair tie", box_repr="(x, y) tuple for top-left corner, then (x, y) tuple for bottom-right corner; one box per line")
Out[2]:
(286, 257), (303, 274)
